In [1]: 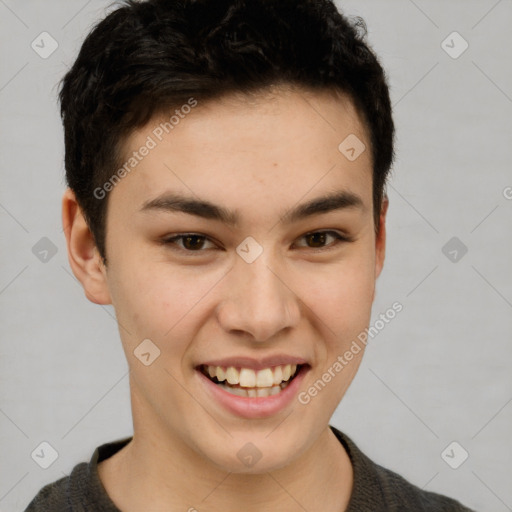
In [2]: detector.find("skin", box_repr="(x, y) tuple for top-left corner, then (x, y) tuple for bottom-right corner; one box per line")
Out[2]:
(63, 85), (388, 511)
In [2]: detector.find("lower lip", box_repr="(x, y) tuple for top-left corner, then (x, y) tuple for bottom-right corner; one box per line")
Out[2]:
(196, 366), (309, 419)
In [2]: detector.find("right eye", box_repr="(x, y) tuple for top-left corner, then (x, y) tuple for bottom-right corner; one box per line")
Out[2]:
(161, 233), (218, 253)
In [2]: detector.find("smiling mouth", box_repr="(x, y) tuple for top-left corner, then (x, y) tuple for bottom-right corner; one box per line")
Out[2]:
(199, 364), (303, 398)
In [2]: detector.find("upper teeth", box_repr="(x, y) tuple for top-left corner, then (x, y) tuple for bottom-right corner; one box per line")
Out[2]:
(205, 364), (298, 388)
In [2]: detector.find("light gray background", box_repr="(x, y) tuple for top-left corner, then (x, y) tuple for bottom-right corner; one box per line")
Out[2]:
(1, 1), (511, 511)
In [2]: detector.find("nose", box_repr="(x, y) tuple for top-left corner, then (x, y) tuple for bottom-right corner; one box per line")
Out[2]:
(216, 254), (301, 342)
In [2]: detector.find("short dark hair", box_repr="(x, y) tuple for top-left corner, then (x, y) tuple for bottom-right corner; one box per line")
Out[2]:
(59, 0), (395, 264)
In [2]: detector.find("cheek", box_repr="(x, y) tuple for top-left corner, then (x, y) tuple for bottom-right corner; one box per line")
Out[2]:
(302, 257), (375, 402)
(108, 262), (222, 350)
(108, 235), (376, 351)
(305, 251), (376, 344)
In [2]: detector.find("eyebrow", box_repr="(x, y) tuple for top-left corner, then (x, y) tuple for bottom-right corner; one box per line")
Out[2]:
(140, 190), (365, 226)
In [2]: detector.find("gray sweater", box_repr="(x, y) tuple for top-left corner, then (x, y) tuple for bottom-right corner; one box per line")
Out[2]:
(25, 426), (475, 511)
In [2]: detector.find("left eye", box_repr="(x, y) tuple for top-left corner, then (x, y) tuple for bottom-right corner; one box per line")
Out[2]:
(294, 230), (349, 249)
(161, 230), (349, 253)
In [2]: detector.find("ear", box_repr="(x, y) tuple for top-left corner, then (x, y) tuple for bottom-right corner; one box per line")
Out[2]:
(374, 193), (389, 280)
(62, 188), (112, 305)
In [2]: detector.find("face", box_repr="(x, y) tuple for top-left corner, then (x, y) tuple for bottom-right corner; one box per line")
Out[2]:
(72, 86), (386, 473)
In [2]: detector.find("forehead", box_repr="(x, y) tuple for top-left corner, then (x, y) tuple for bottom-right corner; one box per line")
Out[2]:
(110, 87), (373, 221)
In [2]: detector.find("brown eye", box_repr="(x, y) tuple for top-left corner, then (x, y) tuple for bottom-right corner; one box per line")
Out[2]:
(182, 235), (207, 250)
(161, 233), (216, 252)
(305, 232), (328, 248)
(295, 230), (350, 250)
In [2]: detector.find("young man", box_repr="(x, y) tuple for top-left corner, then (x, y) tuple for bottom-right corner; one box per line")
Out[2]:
(26, 0), (474, 510)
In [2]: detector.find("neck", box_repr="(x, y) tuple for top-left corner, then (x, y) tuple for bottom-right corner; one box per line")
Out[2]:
(98, 396), (353, 512)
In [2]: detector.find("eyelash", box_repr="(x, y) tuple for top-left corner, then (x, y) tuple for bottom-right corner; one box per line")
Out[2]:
(160, 230), (352, 255)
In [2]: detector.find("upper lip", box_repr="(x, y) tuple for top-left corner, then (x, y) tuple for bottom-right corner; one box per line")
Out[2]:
(197, 355), (309, 371)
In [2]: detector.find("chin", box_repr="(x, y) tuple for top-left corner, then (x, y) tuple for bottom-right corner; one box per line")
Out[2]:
(196, 432), (304, 475)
